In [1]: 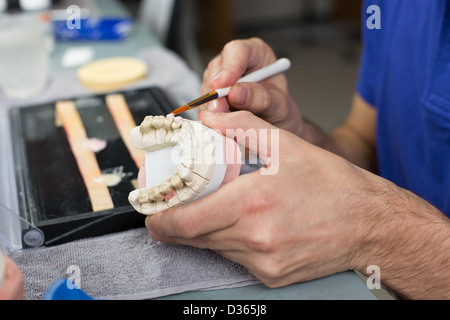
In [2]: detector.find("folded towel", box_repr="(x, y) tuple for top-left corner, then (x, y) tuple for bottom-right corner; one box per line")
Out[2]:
(9, 228), (259, 300)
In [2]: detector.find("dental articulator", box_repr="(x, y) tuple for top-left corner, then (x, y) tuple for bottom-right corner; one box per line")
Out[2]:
(128, 58), (291, 215)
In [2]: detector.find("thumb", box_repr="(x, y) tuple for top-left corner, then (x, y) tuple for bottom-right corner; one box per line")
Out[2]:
(199, 111), (282, 174)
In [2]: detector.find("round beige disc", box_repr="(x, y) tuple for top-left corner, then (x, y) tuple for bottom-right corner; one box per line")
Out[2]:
(77, 57), (148, 92)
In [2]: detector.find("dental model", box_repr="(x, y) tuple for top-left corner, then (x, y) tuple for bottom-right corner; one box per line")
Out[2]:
(128, 115), (241, 215)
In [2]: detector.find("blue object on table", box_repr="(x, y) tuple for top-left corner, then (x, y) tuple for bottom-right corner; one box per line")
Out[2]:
(44, 279), (95, 300)
(53, 18), (133, 41)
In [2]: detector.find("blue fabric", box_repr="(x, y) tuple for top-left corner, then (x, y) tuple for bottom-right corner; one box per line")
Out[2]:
(357, 0), (450, 216)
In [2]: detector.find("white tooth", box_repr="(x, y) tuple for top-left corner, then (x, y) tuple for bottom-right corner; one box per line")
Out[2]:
(130, 126), (144, 150)
(169, 131), (180, 144)
(128, 189), (140, 204)
(140, 116), (153, 133)
(142, 129), (157, 150)
(170, 174), (184, 189)
(164, 130), (174, 144)
(178, 165), (194, 183)
(151, 187), (165, 201)
(156, 128), (167, 145)
(159, 181), (172, 195)
(164, 117), (174, 130)
(139, 192), (149, 203)
(171, 121), (182, 130)
(153, 116), (165, 129)
(141, 202), (156, 215)
(181, 158), (194, 170)
(184, 174), (209, 195)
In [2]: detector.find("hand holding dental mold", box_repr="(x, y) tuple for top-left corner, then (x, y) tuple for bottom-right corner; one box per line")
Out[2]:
(142, 38), (450, 300)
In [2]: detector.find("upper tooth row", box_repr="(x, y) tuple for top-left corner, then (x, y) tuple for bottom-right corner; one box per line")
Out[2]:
(140, 115), (182, 133)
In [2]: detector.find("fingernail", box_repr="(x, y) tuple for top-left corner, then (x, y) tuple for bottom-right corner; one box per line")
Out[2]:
(208, 100), (219, 112)
(213, 70), (225, 81)
(145, 216), (153, 231)
(145, 217), (162, 241)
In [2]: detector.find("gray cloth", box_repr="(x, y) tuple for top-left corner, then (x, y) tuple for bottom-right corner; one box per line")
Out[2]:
(9, 228), (259, 300)
(2, 46), (260, 300)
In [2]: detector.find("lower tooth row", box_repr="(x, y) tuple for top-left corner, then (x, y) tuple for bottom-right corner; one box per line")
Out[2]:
(128, 172), (188, 214)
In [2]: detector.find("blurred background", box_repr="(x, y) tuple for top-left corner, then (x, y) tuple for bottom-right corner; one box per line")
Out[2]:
(124, 0), (364, 132)
(1, 0), (363, 131)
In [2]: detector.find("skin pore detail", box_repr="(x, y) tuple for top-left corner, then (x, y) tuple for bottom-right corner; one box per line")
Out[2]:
(128, 115), (242, 215)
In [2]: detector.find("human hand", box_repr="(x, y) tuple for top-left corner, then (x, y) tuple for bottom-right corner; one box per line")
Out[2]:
(145, 110), (383, 287)
(201, 38), (304, 137)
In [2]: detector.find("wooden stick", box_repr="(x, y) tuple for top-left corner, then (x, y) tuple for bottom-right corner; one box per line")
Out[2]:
(56, 101), (114, 212)
(105, 94), (145, 169)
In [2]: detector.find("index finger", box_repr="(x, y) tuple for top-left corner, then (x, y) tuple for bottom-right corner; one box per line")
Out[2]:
(200, 38), (278, 112)
(208, 38), (278, 90)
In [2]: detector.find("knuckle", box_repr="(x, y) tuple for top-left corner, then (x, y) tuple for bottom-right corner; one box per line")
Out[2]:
(236, 109), (254, 120)
(244, 184), (273, 212)
(253, 256), (283, 283)
(260, 86), (273, 109)
(224, 39), (245, 52)
(247, 233), (274, 253)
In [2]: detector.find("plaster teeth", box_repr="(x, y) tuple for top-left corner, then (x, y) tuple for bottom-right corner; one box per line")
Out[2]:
(129, 115), (226, 216)
(159, 181), (172, 195)
(130, 126), (144, 149)
(152, 116), (166, 129)
(140, 116), (153, 133)
(128, 189), (140, 204)
(151, 187), (165, 201)
(181, 158), (194, 170)
(171, 121), (182, 130)
(164, 117), (174, 130)
(142, 129), (156, 150)
(170, 174), (184, 190)
(178, 165), (194, 183)
(156, 128), (167, 145)
(139, 193), (149, 203)
(169, 131), (180, 144)
(164, 131), (174, 144)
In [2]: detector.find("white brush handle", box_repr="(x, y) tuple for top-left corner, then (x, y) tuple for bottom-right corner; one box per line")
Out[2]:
(215, 58), (291, 98)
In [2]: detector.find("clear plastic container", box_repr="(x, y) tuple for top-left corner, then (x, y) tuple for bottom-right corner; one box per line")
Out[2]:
(0, 13), (49, 100)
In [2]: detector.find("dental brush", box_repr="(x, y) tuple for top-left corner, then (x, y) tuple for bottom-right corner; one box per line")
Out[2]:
(171, 58), (292, 115)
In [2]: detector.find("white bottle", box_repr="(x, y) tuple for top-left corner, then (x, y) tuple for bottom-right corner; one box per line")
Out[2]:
(0, 0), (7, 12)
(19, 0), (54, 53)
(19, 0), (51, 11)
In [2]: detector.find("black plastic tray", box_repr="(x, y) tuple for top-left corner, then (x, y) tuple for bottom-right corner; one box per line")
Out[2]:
(9, 87), (174, 246)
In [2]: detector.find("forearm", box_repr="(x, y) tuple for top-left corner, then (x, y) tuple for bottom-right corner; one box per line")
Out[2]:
(297, 94), (377, 172)
(298, 118), (377, 172)
(355, 180), (450, 299)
